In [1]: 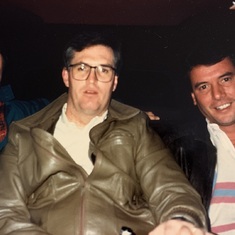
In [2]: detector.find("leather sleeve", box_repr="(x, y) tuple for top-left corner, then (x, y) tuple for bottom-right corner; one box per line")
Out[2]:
(135, 114), (208, 229)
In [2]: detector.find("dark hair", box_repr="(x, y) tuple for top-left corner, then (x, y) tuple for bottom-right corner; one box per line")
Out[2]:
(183, 43), (235, 85)
(185, 43), (235, 74)
(63, 30), (122, 76)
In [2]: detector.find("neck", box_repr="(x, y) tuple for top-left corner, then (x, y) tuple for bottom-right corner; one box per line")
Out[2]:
(66, 110), (94, 127)
(65, 104), (106, 128)
(220, 124), (235, 146)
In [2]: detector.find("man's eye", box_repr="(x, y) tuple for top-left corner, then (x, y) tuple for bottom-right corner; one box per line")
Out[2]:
(77, 64), (86, 71)
(222, 77), (231, 82)
(100, 67), (110, 73)
(198, 84), (208, 91)
(219, 76), (235, 86)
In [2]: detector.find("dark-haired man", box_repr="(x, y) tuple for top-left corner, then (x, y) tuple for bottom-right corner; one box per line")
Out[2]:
(153, 45), (235, 235)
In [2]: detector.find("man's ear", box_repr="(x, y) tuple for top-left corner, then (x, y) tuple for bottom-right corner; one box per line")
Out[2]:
(191, 92), (197, 105)
(112, 76), (118, 92)
(62, 68), (69, 87)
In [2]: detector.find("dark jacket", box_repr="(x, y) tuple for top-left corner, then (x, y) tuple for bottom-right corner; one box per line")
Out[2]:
(0, 93), (208, 235)
(0, 84), (49, 150)
(151, 119), (217, 231)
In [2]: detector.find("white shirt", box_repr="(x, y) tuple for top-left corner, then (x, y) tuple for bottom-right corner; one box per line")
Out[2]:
(207, 120), (235, 235)
(54, 103), (107, 174)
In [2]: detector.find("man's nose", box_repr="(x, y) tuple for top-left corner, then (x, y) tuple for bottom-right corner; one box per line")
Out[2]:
(86, 68), (98, 83)
(212, 85), (226, 100)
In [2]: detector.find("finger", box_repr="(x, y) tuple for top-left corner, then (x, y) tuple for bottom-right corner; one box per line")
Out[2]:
(145, 111), (160, 120)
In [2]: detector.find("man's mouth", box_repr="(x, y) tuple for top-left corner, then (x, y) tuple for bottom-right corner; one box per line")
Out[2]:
(215, 103), (231, 110)
(85, 90), (97, 94)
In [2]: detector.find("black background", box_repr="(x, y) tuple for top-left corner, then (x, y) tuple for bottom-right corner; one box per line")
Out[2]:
(0, 4), (235, 126)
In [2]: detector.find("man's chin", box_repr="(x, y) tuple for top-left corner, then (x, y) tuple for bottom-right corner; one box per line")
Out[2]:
(214, 118), (235, 127)
(82, 106), (101, 116)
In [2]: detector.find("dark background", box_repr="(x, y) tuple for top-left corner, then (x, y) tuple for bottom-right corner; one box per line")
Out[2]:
(0, 1), (235, 125)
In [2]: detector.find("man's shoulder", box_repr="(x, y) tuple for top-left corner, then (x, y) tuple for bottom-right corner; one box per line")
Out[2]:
(0, 85), (14, 102)
(13, 93), (67, 128)
(150, 118), (210, 145)
(109, 99), (142, 120)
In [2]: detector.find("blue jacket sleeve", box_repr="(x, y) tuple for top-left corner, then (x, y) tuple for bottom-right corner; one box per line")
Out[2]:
(5, 98), (50, 125)
(0, 98), (49, 151)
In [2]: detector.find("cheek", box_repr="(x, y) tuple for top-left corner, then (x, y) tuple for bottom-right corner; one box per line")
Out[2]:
(105, 86), (114, 96)
(197, 97), (211, 111)
(70, 79), (85, 90)
(100, 85), (115, 101)
(193, 93), (211, 107)
(227, 87), (235, 96)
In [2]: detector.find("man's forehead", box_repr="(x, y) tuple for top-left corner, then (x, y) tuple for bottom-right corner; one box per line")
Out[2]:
(76, 45), (114, 54)
(72, 45), (115, 63)
(191, 58), (235, 77)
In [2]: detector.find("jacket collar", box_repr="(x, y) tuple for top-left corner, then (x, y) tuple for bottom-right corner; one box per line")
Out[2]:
(16, 93), (140, 131)
(108, 99), (140, 120)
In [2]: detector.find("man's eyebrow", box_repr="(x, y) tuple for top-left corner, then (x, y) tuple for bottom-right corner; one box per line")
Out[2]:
(218, 71), (234, 78)
(194, 81), (207, 89)
(193, 72), (235, 89)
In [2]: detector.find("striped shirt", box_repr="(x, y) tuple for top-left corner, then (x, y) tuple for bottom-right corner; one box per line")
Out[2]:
(208, 121), (235, 235)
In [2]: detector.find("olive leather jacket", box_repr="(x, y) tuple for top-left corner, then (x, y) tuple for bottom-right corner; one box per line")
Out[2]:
(0, 93), (207, 235)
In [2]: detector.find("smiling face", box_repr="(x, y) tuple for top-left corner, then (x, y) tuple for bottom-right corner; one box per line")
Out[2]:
(62, 45), (118, 125)
(190, 57), (235, 128)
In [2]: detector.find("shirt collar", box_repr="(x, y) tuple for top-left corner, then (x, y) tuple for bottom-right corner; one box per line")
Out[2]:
(61, 103), (108, 128)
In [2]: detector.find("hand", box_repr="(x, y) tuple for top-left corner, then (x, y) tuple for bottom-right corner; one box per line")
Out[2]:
(145, 111), (160, 121)
(230, 2), (235, 9)
(149, 220), (214, 235)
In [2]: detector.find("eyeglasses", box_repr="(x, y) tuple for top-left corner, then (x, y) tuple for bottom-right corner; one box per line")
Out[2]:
(68, 63), (116, 83)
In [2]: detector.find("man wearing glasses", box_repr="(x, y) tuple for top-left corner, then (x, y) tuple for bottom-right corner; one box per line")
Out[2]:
(0, 31), (210, 235)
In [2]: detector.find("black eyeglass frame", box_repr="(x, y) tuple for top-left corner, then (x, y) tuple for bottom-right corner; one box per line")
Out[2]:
(68, 62), (117, 83)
